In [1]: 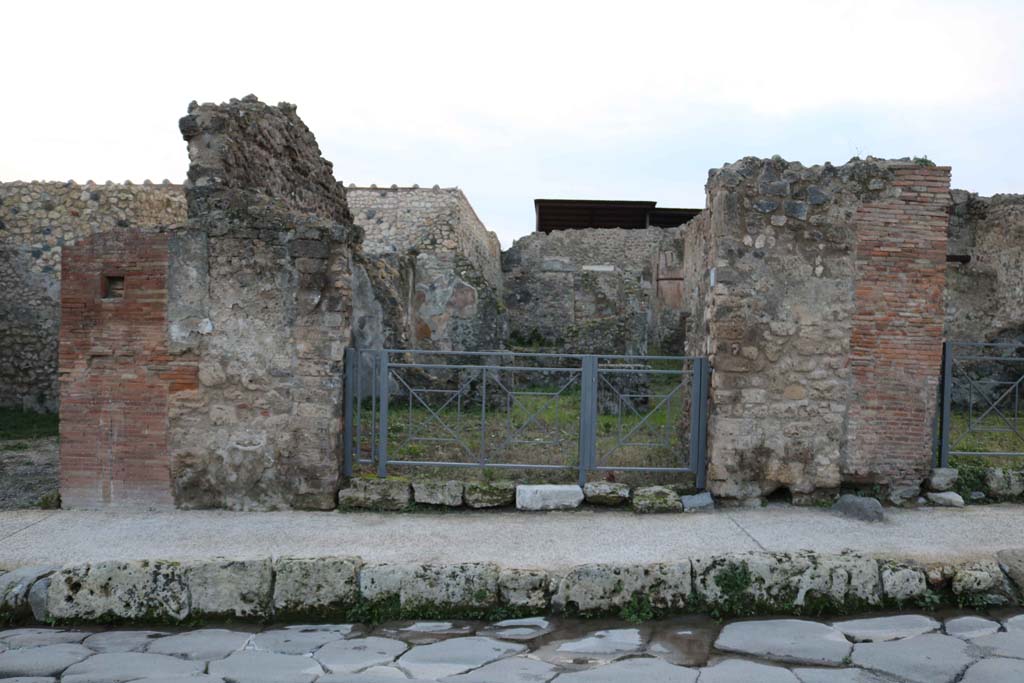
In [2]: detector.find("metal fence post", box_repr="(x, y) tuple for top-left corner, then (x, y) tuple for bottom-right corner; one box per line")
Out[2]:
(377, 349), (389, 478)
(688, 358), (702, 476)
(695, 357), (710, 490)
(480, 368), (488, 468)
(940, 341), (952, 468)
(342, 347), (355, 478)
(578, 356), (598, 486)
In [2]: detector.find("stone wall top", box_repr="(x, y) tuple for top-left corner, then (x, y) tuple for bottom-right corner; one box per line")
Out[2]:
(179, 95), (351, 225)
(0, 181), (185, 277)
(347, 185), (502, 291)
(502, 225), (679, 282)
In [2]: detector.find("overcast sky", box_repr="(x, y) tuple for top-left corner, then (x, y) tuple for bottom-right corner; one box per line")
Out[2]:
(3, 0), (1022, 247)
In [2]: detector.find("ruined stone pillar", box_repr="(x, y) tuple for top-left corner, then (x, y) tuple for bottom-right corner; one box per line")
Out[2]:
(689, 157), (950, 503)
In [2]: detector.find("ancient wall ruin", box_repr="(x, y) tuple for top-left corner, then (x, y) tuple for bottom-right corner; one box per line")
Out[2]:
(0, 246), (60, 411)
(501, 227), (685, 354)
(348, 186), (504, 351)
(59, 96), (365, 510)
(166, 97), (361, 511)
(945, 192), (1024, 343)
(689, 157), (950, 502)
(0, 181), (185, 411)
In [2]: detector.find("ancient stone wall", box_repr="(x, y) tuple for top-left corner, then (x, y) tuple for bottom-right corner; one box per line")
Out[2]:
(0, 246), (60, 411)
(697, 157), (949, 502)
(58, 229), (180, 509)
(348, 187), (504, 351)
(679, 211), (712, 358)
(0, 182), (185, 411)
(501, 227), (684, 354)
(166, 96), (362, 510)
(945, 192), (1024, 342)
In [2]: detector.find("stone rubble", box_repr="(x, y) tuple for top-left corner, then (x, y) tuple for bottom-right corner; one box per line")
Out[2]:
(927, 491), (966, 507)
(928, 467), (959, 492)
(462, 481), (517, 509)
(412, 481), (464, 507)
(631, 486), (683, 513)
(582, 481), (630, 506)
(681, 491), (714, 512)
(831, 494), (885, 522)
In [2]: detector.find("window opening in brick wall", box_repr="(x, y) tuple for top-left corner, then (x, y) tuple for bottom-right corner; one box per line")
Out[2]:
(102, 275), (125, 300)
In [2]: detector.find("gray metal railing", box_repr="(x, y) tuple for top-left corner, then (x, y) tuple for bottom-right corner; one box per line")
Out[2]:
(342, 348), (709, 488)
(940, 340), (1024, 465)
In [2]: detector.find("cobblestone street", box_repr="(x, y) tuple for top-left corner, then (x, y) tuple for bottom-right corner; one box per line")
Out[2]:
(2, 612), (1023, 682)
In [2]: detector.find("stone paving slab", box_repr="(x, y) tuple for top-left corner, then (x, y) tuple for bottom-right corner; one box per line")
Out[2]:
(3, 505), (1024, 569)
(1, 613), (1024, 682)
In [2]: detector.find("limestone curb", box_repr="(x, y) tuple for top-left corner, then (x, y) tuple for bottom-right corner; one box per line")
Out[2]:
(4, 550), (1023, 626)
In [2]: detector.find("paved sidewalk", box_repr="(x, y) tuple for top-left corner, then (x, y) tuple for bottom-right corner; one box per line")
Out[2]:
(2, 504), (1023, 569)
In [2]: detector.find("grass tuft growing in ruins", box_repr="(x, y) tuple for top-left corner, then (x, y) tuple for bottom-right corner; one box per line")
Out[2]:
(0, 408), (59, 441)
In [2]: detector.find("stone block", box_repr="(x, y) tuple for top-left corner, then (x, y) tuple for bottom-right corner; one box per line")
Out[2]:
(880, 564), (927, 603)
(401, 563), (499, 610)
(0, 566), (57, 620)
(927, 468), (958, 492)
(693, 552), (880, 613)
(553, 564), (646, 614)
(187, 558), (272, 618)
(463, 481), (516, 508)
(833, 614), (939, 642)
(887, 485), (921, 506)
(832, 494), (884, 522)
(926, 491), (964, 507)
(951, 560), (1014, 605)
(985, 468), (1024, 499)
(631, 486), (682, 513)
(682, 491), (715, 512)
(359, 563), (420, 602)
(516, 485), (583, 511)
(273, 556), (361, 614)
(47, 560), (190, 621)
(715, 619), (852, 665)
(583, 481), (630, 506)
(552, 562), (691, 614)
(498, 568), (551, 609)
(28, 575), (51, 622)
(997, 548), (1024, 594)
(337, 478), (411, 511)
(851, 633), (973, 683)
(412, 480), (463, 507)
(643, 562), (693, 610)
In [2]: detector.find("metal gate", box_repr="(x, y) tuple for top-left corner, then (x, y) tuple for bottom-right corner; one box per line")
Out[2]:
(939, 341), (1024, 465)
(342, 348), (709, 488)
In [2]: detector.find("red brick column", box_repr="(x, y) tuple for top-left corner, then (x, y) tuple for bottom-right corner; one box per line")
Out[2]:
(846, 165), (951, 488)
(59, 229), (187, 508)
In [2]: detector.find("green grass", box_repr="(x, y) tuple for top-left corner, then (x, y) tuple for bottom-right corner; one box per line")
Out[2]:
(942, 411), (1024, 469)
(0, 408), (59, 441)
